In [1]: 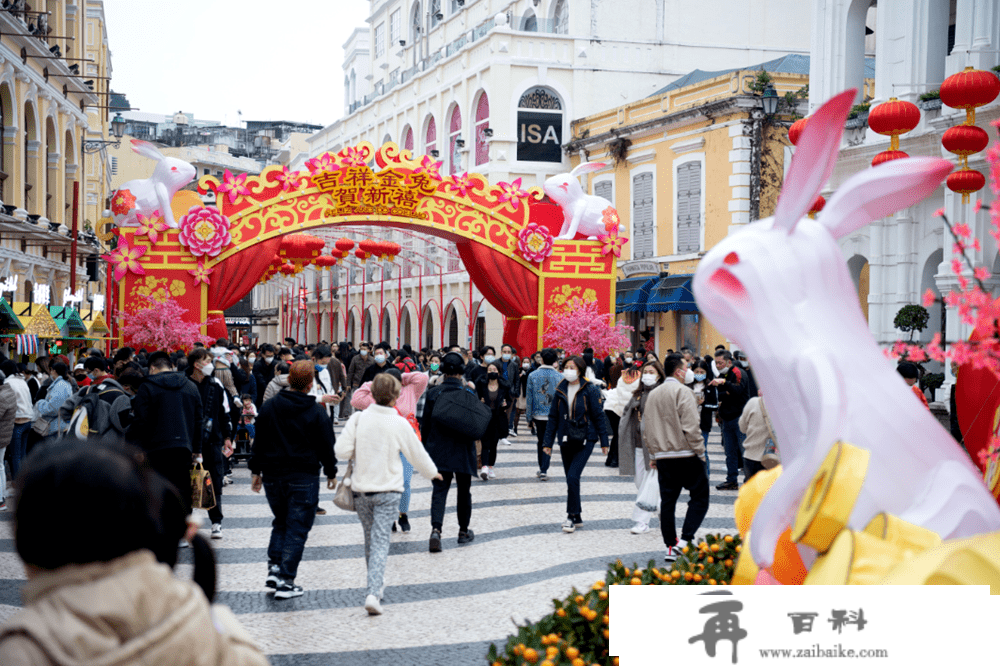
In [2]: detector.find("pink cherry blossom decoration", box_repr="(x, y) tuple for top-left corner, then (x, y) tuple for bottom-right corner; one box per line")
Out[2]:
(215, 170), (251, 205)
(103, 238), (147, 281)
(177, 206), (233, 258)
(517, 222), (555, 263)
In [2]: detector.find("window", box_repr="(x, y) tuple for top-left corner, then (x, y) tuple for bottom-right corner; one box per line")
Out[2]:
(631, 172), (655, 259)
(449, 105), (462, 174)
(374, 22), (385, 58)
(203, 168), (209, 175)
(675, 161), (702, 253)
(523, 13), (538, 32)
(594, 180), (613, 202)
(403, 126), (414, 152)
(517, 87), (563, 163)
(411, 2), (422, 42)
(553, 0), (569, 34)
(390, 9), (401, 44)
(430, 0), (442, 28)
(425, 115), (437, 155)
(474, 93), (489, 166)
(111, 156), (118, 175)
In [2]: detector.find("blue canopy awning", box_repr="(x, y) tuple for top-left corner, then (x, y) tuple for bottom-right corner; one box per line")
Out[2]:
(616, 276), (660, 314)
(645, 274), (699, 313)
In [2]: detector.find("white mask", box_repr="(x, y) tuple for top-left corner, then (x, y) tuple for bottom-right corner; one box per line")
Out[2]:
(483, 354), (496, 364)
(502, 353), (511, 362)
(563, 368), (578, 382)
(641, 374), (659, 387)
(685, 368), (695, 384)
(360, 349), (369, 357)
(265, 356), (275, 364)
(374, 354), (386, 365)
(522, 363), (531, 370)
(200, 362), (215, 376)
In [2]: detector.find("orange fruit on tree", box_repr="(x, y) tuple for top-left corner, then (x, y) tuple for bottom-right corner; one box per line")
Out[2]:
(603, 629), (610, 639)
(613, 658), (620, 666)
(630, 577), (642, 585)
(572, 660), (585, 666)
(575, 595), (585, 605)
(707, 556), (714, 564)
(523, 647), (539, 663)
(709, 579), (717, 585)
(556, 609), (566, 617)
(541, 660), (554, 666)
(566, 647), (580, 659)
(725, 535), (734, 542)
(693, 574), (703, 583)
(725, 559), (733, 567)
(546, 646), (559, 659)
(711, 544), (720, 552)
(599, 591), (608, 600)
(684, 571), (693, 581)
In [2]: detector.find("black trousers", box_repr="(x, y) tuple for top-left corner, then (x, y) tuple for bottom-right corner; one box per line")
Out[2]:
(533, 419), (551, 473)
(146, 447), (194, 516)
(481, 433), (499, 468)
(657, 456), (709, 547)
(604, 411), (621, 466)
(203, 443), (225, 524)
(430, 471), (472, 532)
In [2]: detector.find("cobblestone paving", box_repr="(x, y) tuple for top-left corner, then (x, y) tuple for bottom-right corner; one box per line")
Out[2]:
(0, 419), (737, 664)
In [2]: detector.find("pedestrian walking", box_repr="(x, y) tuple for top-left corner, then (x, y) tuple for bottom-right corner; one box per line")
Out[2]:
(498, 344), (521, 435)
(542, 355), (610, 533)
(618, 360), (665, 534)
(0, 370), (16, 512)
(32, 362), (73, 446)
(250, 360), (337, 600)
(739, 390), (769, 481)
(186, 349), (233, 540)
(263, 361), (291, 403)
(475, 362), (513, 481)
(0, 360), (33, 483)
(644, 354), (709, 561)
(690, 359), (716, 478)
(335, 374), (440, 614)
(710, 350), (748, 490)
(525, 349), (561, 481)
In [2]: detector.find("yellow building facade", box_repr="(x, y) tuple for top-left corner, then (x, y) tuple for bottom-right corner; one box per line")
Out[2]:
(566, 57), (809, 357)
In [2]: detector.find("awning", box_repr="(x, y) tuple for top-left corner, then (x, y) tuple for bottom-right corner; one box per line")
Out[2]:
(616, 276), (660, 314)
(49, 306), (89, 337)
(0, 298), (23, 331)
(645, 274), (699, 313)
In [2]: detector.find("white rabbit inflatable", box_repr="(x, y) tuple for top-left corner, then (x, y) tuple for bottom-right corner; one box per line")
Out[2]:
(544, 162), (624, 239)
(111, 140), (197, 228)
(692, 89), (1000, 572)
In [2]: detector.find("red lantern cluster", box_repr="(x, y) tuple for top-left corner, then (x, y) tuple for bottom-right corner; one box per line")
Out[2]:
(279, 234), (326, 266)
(940, 66), (1000, 203)
(313, 254), (339, 271)
(867, 97), (921, 167)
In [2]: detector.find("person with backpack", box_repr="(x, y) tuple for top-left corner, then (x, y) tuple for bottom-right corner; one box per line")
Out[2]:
(59, 357), (132, 443)
(420, 352), (490, 553)
(187, 349), (233, 540)
(32, 362), (74, 445)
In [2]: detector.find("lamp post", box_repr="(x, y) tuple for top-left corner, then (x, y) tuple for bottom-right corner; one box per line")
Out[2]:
(82, 113), (126, 153)
(749, 83), (780, 222)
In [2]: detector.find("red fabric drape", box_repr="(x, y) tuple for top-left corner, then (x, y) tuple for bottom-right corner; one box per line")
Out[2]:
(456, 241), (538, 356)
(206, 237), (283, 338)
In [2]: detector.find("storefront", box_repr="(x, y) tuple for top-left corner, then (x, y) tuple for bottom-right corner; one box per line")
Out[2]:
(615, 262), (704, 357)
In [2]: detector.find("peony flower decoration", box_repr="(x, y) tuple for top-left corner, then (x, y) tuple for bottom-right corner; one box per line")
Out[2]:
(110, 189), (137, 216)
(135, 210), (168, 245)
(414, 155), (443, 180)
(597, 228), (629, 258)
(497, 178), (529, 211)
(188, 261), (214, 286)
(215, 169), (251, 206)
(602, 206), (622, 232)
(103, 238), (147, 280)
(177, 206), (233, 258)
(305, 153), (339, 175)
(446, 172), (474, 197)
(340, 146), (368, 167)
(517, 222), (555, 263)
(274, 166), (303, 192)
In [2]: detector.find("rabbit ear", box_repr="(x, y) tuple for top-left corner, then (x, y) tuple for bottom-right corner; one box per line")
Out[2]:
(819, 157), (953, 239)
(570, 162), (608, 177)
(773, 89), (856, 233)
(131, 139), (164, 161)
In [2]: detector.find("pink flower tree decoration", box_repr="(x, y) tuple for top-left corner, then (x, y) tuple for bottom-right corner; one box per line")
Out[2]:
(597, 228), (629, 258)
(134, 210), (168, 245)
(188, 261), (213, 286)
(215, 169), (251, 205)
(274, 166), (304, 192)
(103, 238), (147, 280)
(119, 294), (215, 352)
(543, 296), (633, 357)
(446, 172), (474, 197)
(497, 178), (529, 211)
(414, 155), (443, 180)
(517, 222), (555, 263)
(177, 206), (233, 258)
(305, 153), (339, 175)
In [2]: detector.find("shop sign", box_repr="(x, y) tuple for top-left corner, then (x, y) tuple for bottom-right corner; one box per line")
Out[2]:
(226, 317), (251, 326)
(621, 261), (660, 278)
(516, 111), (562, 162)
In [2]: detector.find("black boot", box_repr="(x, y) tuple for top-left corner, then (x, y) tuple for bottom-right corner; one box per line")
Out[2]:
(398, 513), (410, 532)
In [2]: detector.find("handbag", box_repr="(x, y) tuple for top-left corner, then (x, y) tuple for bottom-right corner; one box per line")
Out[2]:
(760, 399), (781, 469)
(430, 386), (492, 440)
(333, 458), (355, 512)
(190, 463), (216, 510)
(635, 464), (660, 513)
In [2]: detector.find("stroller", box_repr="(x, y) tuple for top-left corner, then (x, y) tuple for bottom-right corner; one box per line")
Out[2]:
(232, 418), (254, 464)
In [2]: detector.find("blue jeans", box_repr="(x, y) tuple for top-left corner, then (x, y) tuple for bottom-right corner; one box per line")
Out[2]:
(560, 438), (595, 517)
(720, 417), (746, 484)
(399, 452), (413, 513)
(264, 476), (319, 583)
(9, 422), (31, 480)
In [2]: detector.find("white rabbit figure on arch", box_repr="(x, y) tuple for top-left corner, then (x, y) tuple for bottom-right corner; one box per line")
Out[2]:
(692, 89), (1000, 573)
(111, 140), (197, 229)
(543, 162), (624, 240)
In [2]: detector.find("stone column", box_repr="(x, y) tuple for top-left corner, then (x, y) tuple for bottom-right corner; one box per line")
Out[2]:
(948, 0), (1000, 75)
(873, 0), (950, 104)
(867, 218), (887, 342)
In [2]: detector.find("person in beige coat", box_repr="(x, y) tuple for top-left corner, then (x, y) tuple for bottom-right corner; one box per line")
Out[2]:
(642, 353), (709, 562)
(0, 440), (268, 666)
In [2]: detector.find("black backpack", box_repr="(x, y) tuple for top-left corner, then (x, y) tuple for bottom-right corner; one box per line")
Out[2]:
(430, 385), (492, 440)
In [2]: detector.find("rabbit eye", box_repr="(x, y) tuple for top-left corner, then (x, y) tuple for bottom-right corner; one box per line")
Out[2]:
(724, 251), (740, 266)
(171, 166), (178, 171)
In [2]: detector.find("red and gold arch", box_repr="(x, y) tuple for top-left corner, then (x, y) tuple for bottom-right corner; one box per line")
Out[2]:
(108, 142), (620, 353)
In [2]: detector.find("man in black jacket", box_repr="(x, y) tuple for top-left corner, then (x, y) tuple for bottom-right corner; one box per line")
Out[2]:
(420, 352), (478, 553)
(252, 343), (277, 409)
(249, 360), (337, 599)
(710, 350), (749, 490)
(127, 352), (203, 515)
(187, 348), (233, 539)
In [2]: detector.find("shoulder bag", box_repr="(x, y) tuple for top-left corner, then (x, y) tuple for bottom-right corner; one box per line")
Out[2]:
(760, 399), (781, 469)
(333, 458), (356, 512)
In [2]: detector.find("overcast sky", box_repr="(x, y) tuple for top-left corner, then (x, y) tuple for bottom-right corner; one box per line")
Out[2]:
(105, 0), (370, 127)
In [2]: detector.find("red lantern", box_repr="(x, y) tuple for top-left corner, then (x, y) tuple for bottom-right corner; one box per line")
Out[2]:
(279, 262), (296, 276)
(382, 241), (401, 262)
(946, 168), (986, 204)
(358, 239), (379, 257)
(279, 234), (324, 264)
(314, 254), (338, 270)
(867, 98), (921, 151)
(354, 248), (369, 263)
(942, 124), (990, 169)
(335, 237), (355, 258)
(940, 67), (1000, 125)
(788, 117), (808, 146)
(871, 150), (909, 167)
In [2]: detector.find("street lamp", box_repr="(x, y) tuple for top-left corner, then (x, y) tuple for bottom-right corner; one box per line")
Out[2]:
(82, 113), (127, 153)
(761, 83), (779, 116)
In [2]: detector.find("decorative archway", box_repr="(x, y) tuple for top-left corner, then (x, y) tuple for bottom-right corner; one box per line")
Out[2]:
(111, 142), (620, 354)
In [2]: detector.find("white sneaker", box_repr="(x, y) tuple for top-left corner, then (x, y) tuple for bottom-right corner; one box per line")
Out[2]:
(178, 538), (190, 549)
(211, 523), (223, 539)
(487, 466), (496, 479)
(664, 545), (682, 562)
(630, 522), (650, 534)
(365, 594), (383, 615)
(499, 438), (511, 447)
(480, 466), (489, 481)
(677, 538), (690, 551)
(562, 519), (576, 533)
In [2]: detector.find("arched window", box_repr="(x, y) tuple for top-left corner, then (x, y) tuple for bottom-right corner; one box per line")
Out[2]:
(474, 92), (490, 166)
(382, 133), (392, 146)
(553, 0), (569, 34)
(425, 115), (437, 156)
(516, 87), (563, 163)
(448, 105), (462, 174)
(430, 0), (442, 28)
(410, 1), (422, 42)
(0, 82), (10, 203)
(521, 11), (538, 32)
(403, 125), (414, 152)
(45, 116), (57, 221)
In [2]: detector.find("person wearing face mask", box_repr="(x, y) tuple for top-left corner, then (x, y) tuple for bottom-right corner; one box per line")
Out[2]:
(710, 350), (748, 491)
(526, 349), (561, 481)
(617, 359), (666, 534)
(360, 343), (393, 384)
(73, 363), (91, 388)
(475, 363), (513, 480)
(252, 344), (277, 410)
(348, 342), (375, 394)
(498, 345), (522, 437)
(542, 356), (610, 533)
(643, 354), (708, 562)
(465, 345), (494, 385)
(689, 359), (716, 478)
(515, 356), (532, 436)
(733, 351), (757, 399)
(32, 362), (74, 445)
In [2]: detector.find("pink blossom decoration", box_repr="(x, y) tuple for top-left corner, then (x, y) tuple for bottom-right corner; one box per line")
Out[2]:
(274, 166), (303, 192)
(597, 228), (629, 258)
(340, 146), (368, 167)
(497, 178), (528, 211)
(517, 222), (555, 263)
(934, 207), (946, 218)
(922, 288), (937, 309)
(134, 210), (168, 245)
(446, 172), (474, 197)
(414, 155), (443, 180)
(177, 206), (233, 258)
(305, 153), (339, 175)
(103, 238), (147, 281)
(975, 266), (991, 281)
(215, 170), (251, 205)
(188, 261), (213, 286)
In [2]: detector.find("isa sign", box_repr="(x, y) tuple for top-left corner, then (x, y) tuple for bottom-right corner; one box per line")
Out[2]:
(517, 110), (562, 162)
(611, 585), (998, 664)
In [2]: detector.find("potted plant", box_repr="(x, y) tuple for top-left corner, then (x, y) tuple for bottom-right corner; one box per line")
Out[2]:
(845, 101), (871, 129)
(918, 89), (942, 111)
